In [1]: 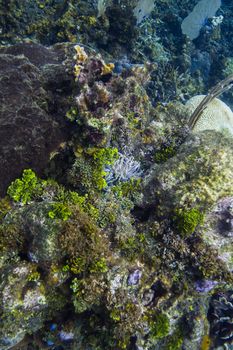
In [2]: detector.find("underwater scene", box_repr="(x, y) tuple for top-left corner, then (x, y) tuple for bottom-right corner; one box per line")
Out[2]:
(0, 0), (233, 349)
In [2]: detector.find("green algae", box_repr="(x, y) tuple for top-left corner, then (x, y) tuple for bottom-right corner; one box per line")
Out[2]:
(69, 147), (119, 193)
(0, 197), (12, 221)
(148, 312), (170, 340)
(174, 207), (204, 237)
(7, 169), (45, 204)
(164, 327), (183, 350)
(154, 145), (176, 163)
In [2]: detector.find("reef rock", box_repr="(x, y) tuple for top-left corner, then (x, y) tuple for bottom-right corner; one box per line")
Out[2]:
(141, 131), (233, 213)
(23, 203), (64, 266)
(0, 262), (48, 349)
(0, 43), (72, 196)
(202, 196), (233, 273)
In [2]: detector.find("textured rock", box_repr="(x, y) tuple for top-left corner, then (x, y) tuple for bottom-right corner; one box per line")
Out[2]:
(0, 43), (72, 196)
(141, 131), (233, 212)
(23, 203), (64, 266)
(0, 262), (48, 349)
(202, 197), (233, 272)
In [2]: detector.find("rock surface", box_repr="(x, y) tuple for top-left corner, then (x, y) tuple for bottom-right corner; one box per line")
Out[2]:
(0, 43), (72, 196)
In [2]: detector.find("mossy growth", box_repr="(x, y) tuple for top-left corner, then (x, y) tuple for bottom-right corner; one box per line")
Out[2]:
(45, 289), (68, 317)
(125, 111), (141, 134)
(148, 312), (170, 340)
(71, 276), (107, 314)
(90, 147), (119, 190)
(68, 257), (86, 275)
(110, 308), (121, 322)
(7, 169), (46, 204)
(110, 301), (143, 350)
(71, 277), (84, 294)
(58, 206), (109, 276)
(112, 178), (141, 199)
(154, 145), (176, 163)
(190, 237), (232, 281)
(174, 207), (204, 237)
(66, 106), (79, 122)
(0, 197), (11, 221)
(70, 146), (119, 193)
(27, 271), (41, 282)
(67, 256), (108, 275)
(0, 222), (24, 253)
(89, 257), (108, 273)
(119, 233), (146, 261)
(48, 202), (72, 221)
(163, 326), (183, 350)
(7, 169), (101, 225)
(49, 184), (99, 222)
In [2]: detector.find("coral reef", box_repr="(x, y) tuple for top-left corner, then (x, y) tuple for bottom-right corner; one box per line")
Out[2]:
(1, 1), (233, 349)
(1, 44), (233, 349)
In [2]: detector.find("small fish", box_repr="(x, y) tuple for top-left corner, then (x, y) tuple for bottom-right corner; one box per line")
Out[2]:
(200, 335), (211, 350)
(46, 339), (55, 346)
(49, 323), (57, 331)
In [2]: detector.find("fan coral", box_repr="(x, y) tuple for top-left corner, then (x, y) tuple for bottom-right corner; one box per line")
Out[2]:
(133, 0), (155, 25)
(181, 0), (221, 40)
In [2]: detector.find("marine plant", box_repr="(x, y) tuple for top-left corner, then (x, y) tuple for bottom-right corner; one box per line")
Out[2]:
(174, 207), (204, 237)
(154, 144), (176, 163)
(58, 206), (109, 275)
(69, 147), (119, 192)
(111, 178), (141, 199)
(147, 312), (170, 340)
(48, 202), (72, 221)
(119, 232), (146, 261)
(0, 222), (23, 253)
(90, 147), (119, 190)
(164, 326), (183, 350)
(27, 271), (41, 282)
(7, 169), (46, 204)
(0, 197), (11, 221)
(89, 257), (108, 273)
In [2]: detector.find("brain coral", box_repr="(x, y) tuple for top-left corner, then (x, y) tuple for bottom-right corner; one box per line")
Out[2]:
(186, 95), (233, 135)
